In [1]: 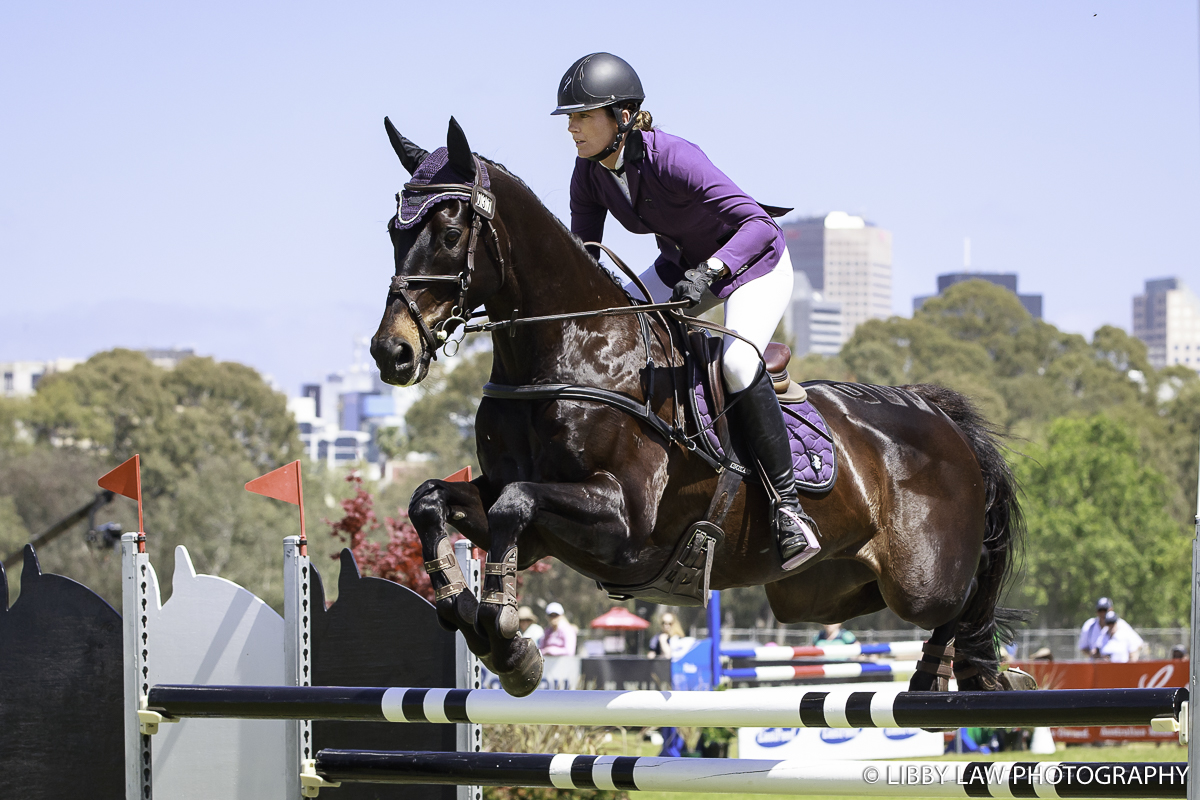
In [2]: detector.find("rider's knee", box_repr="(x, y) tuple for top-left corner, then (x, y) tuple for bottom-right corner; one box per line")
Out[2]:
(722, 347), (762, 393)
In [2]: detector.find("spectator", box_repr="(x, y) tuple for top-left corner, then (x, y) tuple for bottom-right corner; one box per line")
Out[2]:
(517, 606), (544, 645)
(539, 602), (578, 656)
(1171, 645), (1187, 660)
(1077, 597), (1111, 656)
(1032, 647), (1054, 661)
(649, 613), (685, 659)
(1079, 598), (1144, 661)
(1094, 614), (1137, 662)
(814, 623), (856, 646)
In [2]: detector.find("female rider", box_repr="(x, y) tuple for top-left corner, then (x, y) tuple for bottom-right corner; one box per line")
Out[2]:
(552, 52), (820, 570)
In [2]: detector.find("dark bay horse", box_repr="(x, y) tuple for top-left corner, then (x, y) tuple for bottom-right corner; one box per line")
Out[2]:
(371, 118), (1024, 697)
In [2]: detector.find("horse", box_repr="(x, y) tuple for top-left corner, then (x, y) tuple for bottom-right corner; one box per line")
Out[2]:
(370, 117), (1025, 697)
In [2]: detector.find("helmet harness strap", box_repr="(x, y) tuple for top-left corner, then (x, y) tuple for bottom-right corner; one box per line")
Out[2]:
(585, 103), (639, 163)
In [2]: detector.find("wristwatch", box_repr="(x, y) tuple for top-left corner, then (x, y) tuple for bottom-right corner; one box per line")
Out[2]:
(697, 259), (728, 281)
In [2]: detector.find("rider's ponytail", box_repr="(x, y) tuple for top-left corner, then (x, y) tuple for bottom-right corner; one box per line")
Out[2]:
(632, 109), (654, 131)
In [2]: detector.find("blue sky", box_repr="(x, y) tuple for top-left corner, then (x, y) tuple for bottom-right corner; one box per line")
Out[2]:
(2, 1), (1197, 394)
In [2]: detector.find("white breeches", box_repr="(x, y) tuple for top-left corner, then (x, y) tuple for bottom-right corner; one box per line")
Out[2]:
(629, 248), (794, 393)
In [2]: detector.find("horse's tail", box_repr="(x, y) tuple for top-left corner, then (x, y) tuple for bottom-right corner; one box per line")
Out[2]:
(907, 384), (1027, 688)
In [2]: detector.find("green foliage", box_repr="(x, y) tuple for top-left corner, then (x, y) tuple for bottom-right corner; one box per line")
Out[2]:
(0, 349), (352, 611)
(403, 347), (493, 477)
(1014, 415), (1191, 627)
(0, 496), (29, 607)
(781, 279), (1198, 631)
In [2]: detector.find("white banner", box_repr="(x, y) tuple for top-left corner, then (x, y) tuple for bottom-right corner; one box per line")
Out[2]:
(480, 655), (582, 691)
(738, 725), (943, 761)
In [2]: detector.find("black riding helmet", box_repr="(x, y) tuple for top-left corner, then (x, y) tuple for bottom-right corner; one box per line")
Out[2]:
(551, 53), (644, 162)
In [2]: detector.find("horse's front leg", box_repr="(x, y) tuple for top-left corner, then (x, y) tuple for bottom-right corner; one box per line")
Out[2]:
(478, 475), (631, 697)
(409, 477), (494, 664)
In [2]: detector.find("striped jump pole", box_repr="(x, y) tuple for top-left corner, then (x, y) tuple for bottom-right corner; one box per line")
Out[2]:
(721, 640), (926, 661)
(147, 684), (1185, 730)
(309, 750), (1189, 798)
(724, 662), (916, 682)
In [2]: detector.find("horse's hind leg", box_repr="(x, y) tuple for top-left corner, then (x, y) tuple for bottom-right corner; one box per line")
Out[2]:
(908, 617), (959, 692)
(409, 477), (494, 665)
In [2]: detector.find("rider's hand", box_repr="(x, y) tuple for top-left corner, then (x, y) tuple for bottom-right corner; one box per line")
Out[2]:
(670, 258), (727, 307)
(671, 270), (710, 307)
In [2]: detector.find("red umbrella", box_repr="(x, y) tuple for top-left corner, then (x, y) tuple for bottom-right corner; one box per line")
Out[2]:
(590, 607), (650, 630)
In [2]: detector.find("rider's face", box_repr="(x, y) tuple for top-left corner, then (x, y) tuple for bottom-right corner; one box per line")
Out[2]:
(567, 110), (618, 159)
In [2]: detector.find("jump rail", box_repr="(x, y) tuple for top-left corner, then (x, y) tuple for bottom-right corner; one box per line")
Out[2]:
(721, 641), (926, 661)
(724, 662), (916, 682)
(309, 750), (1190, 798)
(148, 684), (1186, 730)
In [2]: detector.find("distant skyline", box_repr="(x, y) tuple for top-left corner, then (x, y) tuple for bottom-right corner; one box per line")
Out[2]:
(2, 2), (1198, 394)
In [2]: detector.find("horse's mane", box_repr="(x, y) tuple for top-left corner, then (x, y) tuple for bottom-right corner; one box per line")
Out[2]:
(479, 156), (634, 302)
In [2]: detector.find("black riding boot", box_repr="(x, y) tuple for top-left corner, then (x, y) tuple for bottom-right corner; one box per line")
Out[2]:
(728, 372), (822, 570)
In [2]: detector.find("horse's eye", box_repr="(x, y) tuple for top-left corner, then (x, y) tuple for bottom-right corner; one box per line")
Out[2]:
(444, 229), (462, 246)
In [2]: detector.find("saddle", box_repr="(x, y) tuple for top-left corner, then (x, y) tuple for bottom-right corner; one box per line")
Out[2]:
(598, 332), (837, 608)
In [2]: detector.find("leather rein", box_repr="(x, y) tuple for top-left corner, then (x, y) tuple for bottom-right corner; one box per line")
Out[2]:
(389, 168), (768, 471)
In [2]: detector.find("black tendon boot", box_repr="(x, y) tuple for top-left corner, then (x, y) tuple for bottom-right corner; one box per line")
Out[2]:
(728, 372), (822, 570)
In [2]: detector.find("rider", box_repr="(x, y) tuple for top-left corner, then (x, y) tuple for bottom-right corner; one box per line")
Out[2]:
(552, 52), (820, 571)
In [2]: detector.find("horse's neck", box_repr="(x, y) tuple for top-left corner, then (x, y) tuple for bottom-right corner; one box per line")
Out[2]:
(485, 177), (645, 384)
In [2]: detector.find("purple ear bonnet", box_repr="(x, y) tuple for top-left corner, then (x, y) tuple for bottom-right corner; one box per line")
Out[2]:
(395, 147), (491, 230)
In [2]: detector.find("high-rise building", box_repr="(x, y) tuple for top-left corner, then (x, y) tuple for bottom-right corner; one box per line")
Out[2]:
(781, 212), (892, 350)
(1133, 278), (1200, 371)
(787, 272), (843, 357)
(913, 273), (1043, 319)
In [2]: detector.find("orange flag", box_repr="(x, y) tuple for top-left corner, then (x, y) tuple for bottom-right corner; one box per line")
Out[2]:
(246, 460), (307, 552)
(444, 466), (472, 482)
(98, 455), (143, 544)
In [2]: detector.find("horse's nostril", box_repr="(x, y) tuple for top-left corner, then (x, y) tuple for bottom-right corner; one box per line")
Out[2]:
(393, 339), (413, 366)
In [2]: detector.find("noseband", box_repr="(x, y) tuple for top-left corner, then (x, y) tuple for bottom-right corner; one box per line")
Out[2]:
(389, 154), (505, 358)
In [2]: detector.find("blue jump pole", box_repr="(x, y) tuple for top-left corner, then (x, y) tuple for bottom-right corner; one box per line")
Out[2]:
(707, 589), (721, 689)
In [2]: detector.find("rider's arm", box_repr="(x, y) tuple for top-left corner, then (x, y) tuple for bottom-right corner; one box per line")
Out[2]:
(570, 160), (608, 261)
(655, 140), (779, 279)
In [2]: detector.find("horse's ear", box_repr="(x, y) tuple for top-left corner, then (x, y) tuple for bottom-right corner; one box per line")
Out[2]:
(446, 116), (475, 180)
(384, 116), (429, 176)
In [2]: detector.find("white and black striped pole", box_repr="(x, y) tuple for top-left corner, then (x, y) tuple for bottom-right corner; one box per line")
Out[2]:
(148, 684), (1184, 730)
(311, 750), (1189, 798)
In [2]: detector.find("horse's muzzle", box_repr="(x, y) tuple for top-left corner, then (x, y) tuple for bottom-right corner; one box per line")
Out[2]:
(371, 334), (423, 386)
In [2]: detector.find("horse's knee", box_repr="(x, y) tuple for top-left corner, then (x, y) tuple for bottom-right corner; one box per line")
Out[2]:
(488, 484), (537, 536)
(409, 480), (447, 525)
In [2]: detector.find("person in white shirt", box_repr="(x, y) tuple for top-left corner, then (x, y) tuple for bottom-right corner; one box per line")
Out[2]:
(1096, 611), (1144, 663)
(1079, 598), (1144, 661)
(538, 602), (578, 656)
(517, 606), (544, 645)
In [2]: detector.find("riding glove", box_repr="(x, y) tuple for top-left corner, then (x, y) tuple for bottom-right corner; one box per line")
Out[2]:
(670, 258), (727, 307)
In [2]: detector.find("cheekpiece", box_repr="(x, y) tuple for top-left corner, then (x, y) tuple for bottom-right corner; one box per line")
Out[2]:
(395, 148), (492, 230)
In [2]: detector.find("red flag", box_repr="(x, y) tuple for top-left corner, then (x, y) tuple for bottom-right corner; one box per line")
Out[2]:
(98, 455), (143, 542)
(443, 466), (472, 483)
(246, 460), (307, 552)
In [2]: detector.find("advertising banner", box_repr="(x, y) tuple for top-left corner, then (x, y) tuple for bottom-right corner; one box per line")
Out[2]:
(1012, 659), (1187, 744)
(738, 725), (943, 760)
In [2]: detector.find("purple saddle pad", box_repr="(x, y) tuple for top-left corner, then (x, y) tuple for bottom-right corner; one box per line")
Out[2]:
(692, 363), (836, 493)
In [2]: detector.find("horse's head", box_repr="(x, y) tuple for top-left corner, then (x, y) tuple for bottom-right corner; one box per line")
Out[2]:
(371, 117), (506, 386)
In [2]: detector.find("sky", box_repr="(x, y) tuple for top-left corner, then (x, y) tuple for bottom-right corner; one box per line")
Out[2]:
(2, 1), (1198, 395)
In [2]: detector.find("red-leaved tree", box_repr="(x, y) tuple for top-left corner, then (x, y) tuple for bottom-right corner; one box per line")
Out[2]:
(327, 474), (550, 602)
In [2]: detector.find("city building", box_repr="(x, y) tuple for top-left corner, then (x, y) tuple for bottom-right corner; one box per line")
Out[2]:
(1, 358), (83, 398)
(781, 212), (892, 351)
(913, 273), (1043, 319)
(288, 337), (422, 478)
(788, 272), (844, 357)
(1133, 278), (1200, 371)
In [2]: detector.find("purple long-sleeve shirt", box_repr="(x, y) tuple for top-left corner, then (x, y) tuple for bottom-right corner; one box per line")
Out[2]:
(569, 129), (785, 299)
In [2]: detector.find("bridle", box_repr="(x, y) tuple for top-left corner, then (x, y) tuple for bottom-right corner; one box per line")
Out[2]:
(388, 153), (506, 359)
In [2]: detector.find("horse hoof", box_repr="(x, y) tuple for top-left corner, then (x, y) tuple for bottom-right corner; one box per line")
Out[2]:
(498, 642), (544, 697)
(998, 666), (1038, 691)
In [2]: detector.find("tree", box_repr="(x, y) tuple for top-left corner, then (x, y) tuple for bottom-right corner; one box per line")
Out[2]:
(1013, 414), (1191, 627)
(1, 349), (346, 611)
(404, 347), (493, 478)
